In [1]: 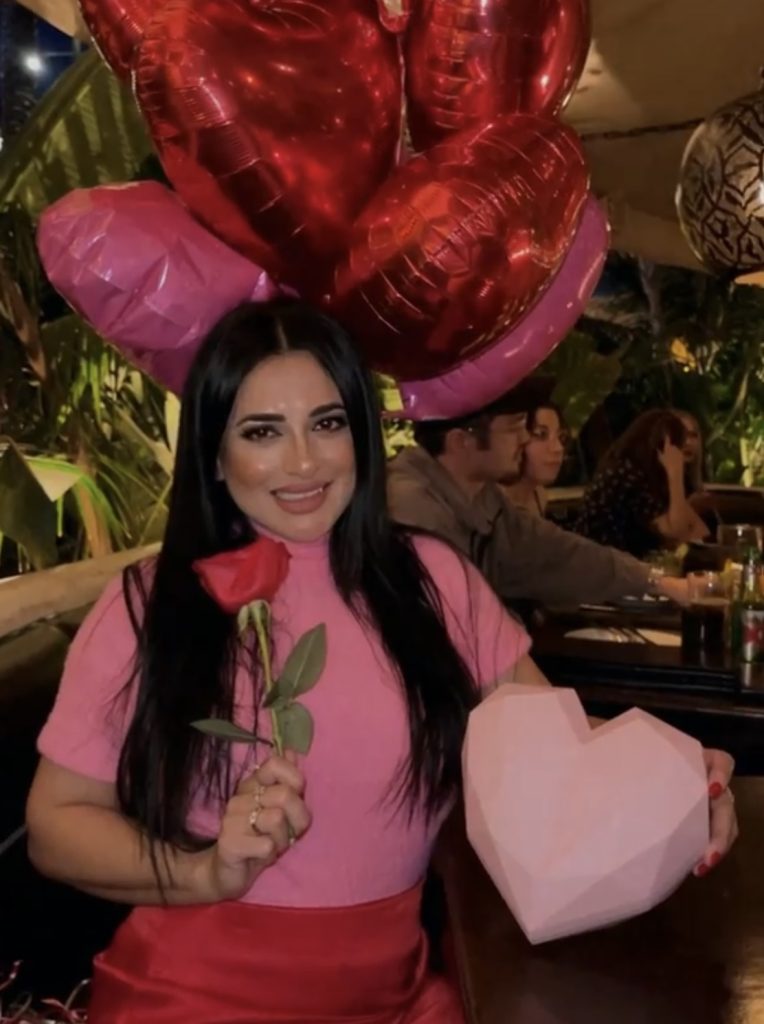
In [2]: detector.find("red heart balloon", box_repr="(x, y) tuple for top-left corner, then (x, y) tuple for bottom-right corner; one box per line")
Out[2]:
(135, 0), (402, 297)
(328, 114), (588, 381)
(405, 0), (590, 150)
(79, 0), (154, 78)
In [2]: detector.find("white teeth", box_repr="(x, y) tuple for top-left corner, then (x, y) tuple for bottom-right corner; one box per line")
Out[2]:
(275, 487), (325, 502)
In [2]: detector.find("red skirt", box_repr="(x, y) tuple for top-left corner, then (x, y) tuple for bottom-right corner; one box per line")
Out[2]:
(87, 884), (465, 1023)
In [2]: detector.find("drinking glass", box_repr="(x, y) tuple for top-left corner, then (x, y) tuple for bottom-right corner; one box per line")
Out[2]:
(681, 571), (730, 659)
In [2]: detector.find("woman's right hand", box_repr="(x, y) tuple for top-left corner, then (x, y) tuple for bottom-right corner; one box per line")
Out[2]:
(196, 752), (311, 902)
(658, 437), (686, 479)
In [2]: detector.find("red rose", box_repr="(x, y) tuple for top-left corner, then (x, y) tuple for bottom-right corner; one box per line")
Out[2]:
(193, 537), (291, 613)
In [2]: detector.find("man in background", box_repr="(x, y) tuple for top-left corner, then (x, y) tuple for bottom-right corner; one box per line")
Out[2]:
(387, 380), (687, 609)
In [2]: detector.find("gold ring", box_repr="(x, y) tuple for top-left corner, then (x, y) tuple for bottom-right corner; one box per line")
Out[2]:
(249, 786), (267, 835)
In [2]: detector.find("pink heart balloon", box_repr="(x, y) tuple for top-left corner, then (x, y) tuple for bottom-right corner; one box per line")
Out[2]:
(38, 181), (279, 394)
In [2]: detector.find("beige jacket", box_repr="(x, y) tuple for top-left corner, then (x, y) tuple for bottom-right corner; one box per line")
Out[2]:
(387, 446), (650, 606)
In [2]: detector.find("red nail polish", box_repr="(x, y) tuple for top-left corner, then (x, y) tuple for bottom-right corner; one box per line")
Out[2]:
(708, 852), (722, 868)
(695, 863), (709, 878)
(708, 782), (724, 799)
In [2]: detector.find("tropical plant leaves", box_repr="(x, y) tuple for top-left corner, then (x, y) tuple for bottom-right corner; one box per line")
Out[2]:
(3, 301), (175, 565)
(0, 45), (174, 571)
(0, 439), (57, 568)
(375, 372), (404, 412)
(0, 49), (151, 216)
(164, 393), (181, 456)
(27, 451), (124, 556)
(113, 406), (174, 477)
(539, 330), (622, 437)
(24, 454), (85, 502)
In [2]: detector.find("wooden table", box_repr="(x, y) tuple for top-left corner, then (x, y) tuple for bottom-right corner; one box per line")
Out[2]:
(439, 777), (764, 1024)
(530, 608), (764, 773)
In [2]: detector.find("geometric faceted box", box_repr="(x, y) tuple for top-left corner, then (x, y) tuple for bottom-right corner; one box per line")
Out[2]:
(464, 686), (709, 944)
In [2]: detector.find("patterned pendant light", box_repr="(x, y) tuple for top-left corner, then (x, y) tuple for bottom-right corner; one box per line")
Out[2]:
(676, 83), (764, 275)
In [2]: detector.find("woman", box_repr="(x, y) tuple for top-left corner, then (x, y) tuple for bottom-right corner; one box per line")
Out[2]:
(674, 409), (705, 496)
(673, 409), (722, 536)
(502, 401), (568, 516)
(575, 409), (710, 559)
(27, 302), (735, 1023)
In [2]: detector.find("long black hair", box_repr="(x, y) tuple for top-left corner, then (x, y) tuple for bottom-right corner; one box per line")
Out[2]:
(117, 299), (480, 862)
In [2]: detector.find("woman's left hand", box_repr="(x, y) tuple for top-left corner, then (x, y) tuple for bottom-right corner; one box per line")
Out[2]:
(657, 437), (686, 479)
(694, 748), (738, 877)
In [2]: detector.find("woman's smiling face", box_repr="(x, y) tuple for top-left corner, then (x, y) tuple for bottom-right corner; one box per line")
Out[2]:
(218, 350), (356, 542)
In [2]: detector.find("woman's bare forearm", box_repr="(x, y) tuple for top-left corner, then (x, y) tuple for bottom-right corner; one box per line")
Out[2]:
(27, 803), (214, 906)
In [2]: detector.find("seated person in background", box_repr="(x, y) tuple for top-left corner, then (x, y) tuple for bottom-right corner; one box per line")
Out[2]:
(674, 409), (722, 534)
(575, 409), (710, 559)
(387, 383), (688, 610)
(675, 409), (705, 497)
(502, 391), (567, 516)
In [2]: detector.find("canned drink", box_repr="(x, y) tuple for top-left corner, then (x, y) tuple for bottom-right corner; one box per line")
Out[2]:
(740, 606), (764, 662)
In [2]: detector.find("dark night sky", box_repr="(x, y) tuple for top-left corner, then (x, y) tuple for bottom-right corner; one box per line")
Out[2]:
(0, 6), (80, 143)
(29, 16), (80, 91)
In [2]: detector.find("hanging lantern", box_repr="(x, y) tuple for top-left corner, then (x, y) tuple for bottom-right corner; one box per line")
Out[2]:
(676, 87), (764, 275)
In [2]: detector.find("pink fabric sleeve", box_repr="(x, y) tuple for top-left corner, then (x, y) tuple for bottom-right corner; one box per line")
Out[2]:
(413, 535), (531, 692)
(37, 573), (140, 782)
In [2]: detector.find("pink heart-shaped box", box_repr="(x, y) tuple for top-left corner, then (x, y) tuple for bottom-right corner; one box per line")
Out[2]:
(463, 686), (709, 944)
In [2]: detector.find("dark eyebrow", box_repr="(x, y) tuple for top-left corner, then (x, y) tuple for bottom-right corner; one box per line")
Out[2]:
(312, 402), (345, 417)
(235, 412), (284, 427)
(235, 402), (345, 428)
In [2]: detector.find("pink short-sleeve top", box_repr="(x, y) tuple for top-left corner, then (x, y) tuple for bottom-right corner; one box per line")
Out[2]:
(38, 534), (530, 907)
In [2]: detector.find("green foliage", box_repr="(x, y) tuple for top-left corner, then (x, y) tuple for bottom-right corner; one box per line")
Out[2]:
(0, 441), (58, 569)
(525, 257), (764, 487)
(382, 419), (415, 459)
(539, 330), (622, 437)
(0, 51), (170, 574)
(0, 206), (173, 570)
(374, 373), (415, 458)
(0, 50), (151, 216)
(600, 264), (764, 485)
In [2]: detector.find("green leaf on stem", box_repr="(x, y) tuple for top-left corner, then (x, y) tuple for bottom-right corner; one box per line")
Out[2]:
(277, 623), (327, 698)
(262, 680), (289, 710)
(191, 718), (271, 746)
(276, 702), (314, 754)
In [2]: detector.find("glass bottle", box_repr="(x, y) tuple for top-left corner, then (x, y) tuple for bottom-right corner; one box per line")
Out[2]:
(737, 550), (764, 663)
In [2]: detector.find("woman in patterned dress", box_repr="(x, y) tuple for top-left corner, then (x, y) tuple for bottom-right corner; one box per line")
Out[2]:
(575, 410), (710, 559)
